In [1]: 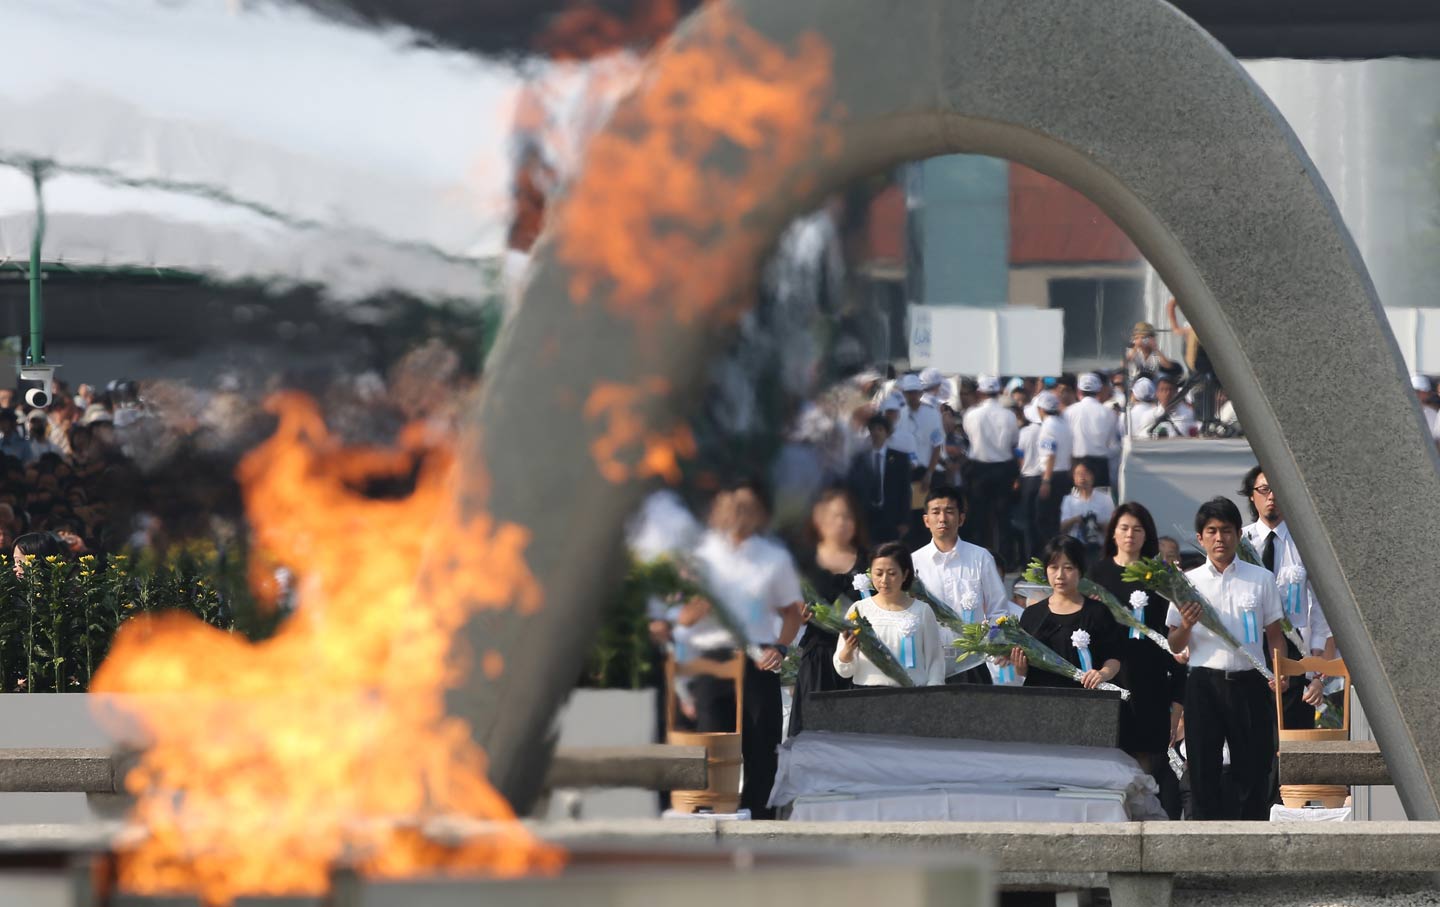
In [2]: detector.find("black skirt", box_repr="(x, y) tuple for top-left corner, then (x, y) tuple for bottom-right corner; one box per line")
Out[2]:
(788, 550), (863, 737)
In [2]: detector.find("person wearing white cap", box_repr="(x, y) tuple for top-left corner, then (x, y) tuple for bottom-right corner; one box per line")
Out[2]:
(893, 373), (945, 483)
(960, 375), (1019, 558)
(1065, 372), (1119, 487)
(1411, 375), (1440, 439)
(1017, 391), (1069, 558)
(918, 367), (950, 409)
(1125, 377), (1163, 439)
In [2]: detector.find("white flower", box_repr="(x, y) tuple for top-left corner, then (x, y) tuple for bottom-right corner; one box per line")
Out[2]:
(1278, 565), (1307, 586)
(1128, 590), (1148, 609)
(852, 573), (874, 594)
(958, 588), (980, 613)
(1238, 591), (1259, 612)
(1070, 629), (1092, 650)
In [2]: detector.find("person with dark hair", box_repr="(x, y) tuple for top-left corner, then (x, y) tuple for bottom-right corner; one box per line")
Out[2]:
(682, 478), (804, 819)
(0, 409), (32, 462)
(834, 542), (945, 687)
(789, 489), (864, 736)
(845, 415), (911, 546)
(11, 531), (68, 578)
(1010, 536), (1124, 691)
(960, 375), (1019, 556)
(1238, 466), (1334, 731)
(1168, 496), (1287, 820)
(912, 486), (1011, 685)
(1066, 373), (1118, 488)
(1089, 502), (1187, 818)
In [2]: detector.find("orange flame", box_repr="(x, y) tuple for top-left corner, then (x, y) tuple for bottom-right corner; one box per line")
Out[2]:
(585, 378), (697, 483)
(90, 393), (562, 905)
(554, 1), (840, 324)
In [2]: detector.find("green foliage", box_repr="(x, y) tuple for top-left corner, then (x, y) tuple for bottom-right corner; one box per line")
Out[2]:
(0, 547), (241, 693)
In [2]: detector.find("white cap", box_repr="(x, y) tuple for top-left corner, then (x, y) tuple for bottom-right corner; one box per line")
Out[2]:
(1412, 374), (1433, 392)
(977, 375), (1002, 394)
(897, 374), (924, 393)
(1004, 376), (1025, 395)
(1078, 372), (1104, 394)
(918, 367), (944, 389)
(881, 393), (904, 413)
(1036, 391), (1061, 413)
(1132, 377), (1156, 402)
(1023, 401), (1041, 423)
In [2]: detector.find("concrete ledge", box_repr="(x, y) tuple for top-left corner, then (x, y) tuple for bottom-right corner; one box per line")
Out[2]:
(1280, 740), (1390, 785)
(1141, 821), (1440, 873)
(548, 745), (707, 791)
(0, 748), (114, 793)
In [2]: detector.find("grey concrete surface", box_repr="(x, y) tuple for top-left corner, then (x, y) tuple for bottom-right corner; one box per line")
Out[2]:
(1281, 740), (1390, 785)
(1110, 872), (1175, 907)
(0, 749), (114, 794)
(1141, 822), (1440, 873)
(546, 745), (707, 791)
(805, 684), (1122, 748)
(463, 0), (1440, 819)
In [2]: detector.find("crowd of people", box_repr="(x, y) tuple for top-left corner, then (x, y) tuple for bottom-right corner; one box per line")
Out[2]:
(647, 360), (1343, 822)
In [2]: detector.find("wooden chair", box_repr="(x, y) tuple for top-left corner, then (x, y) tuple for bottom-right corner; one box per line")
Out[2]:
(1273, 648), (1351, 808)
(665, 653), (745, 813)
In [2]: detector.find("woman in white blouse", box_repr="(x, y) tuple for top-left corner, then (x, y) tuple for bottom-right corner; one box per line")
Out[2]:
(833, 542), (946, 686)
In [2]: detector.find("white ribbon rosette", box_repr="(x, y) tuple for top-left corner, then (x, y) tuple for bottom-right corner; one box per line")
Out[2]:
(1070, 629), (1094, 671)
(1238, 590), (1261, 644)
(958, 586), (980, 623)
(1127, 590), (1148, 639)
(1277, 564), (1307, 618)
(852, 572), (874, 598)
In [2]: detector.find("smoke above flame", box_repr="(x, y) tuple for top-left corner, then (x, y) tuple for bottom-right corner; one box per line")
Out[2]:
(91, 393), (561, 904)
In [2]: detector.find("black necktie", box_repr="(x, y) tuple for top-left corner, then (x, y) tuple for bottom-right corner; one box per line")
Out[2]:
(1262, 531), (1277, 573)
(874, 451), (885, 507)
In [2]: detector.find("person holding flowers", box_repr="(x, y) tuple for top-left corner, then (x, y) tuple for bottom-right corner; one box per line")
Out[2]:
(789, 489), (864, 736)
(1009, 536), (1124, 692)
(1088, 502), (1187, 818)
(834, 542), (946, 687)
(1167, 496), (1287, 820)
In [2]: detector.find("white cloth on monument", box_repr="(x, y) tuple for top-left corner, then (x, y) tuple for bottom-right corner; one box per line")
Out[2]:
(789, 787), (1131, 823)
(1166, 557), (1283, 672)
(1241, 519), (1331, 651)
(687, 530), (803, 650)
(831, 597), (946, 687)
(962, 397), (1019, 463)
(1064, 396), (1119, 458)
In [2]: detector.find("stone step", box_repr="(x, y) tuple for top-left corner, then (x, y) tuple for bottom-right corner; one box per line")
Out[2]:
(1279, 740), (1389, 785)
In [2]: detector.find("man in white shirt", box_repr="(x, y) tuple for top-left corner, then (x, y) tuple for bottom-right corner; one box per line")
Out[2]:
(1239, 466), (1335, 731)
(912, 486), (1012, 683)
(1031, 391), (1073, 546)
(679, 478), (805, 818)
(1125, 377), (1163, 439)
(894, 373), (945, 483)
(960, 375), (1019, 559)
(1065, 373), (1118, 487)
(1167, 497), (1288, 820)
(1152, 375), (1196, 437)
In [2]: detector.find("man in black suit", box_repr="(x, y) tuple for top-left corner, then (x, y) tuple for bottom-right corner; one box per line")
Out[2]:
(847, 415), (912, 545)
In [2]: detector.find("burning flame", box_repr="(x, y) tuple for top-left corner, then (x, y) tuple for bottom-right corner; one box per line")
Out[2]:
(91, 393), (562, 904)
(585, 378), (696, 483)
(554, 0), (839, 324)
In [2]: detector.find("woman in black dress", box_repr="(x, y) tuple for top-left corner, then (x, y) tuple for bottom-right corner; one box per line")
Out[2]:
(1012, 536), (1123, 691)
(1087, 501), (1187, 818)
(788, 488), (865, 736)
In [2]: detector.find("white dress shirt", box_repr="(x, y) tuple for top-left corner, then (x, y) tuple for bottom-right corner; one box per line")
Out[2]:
(1064, 396), (1119, 458)
(1018, 422), (1043, 478)
(1241, 520), (1332, 651)
(1037, 415), (1073, 472)
(962, 398), (1019, 463)
(1167, 557), (1283, 672)
(832, 598), (946, 687)
(894, 402), (944, 468)
(1126, 401), (1163, 438)
(689, 530), (803, 650)
(912, 539), (1011, 621)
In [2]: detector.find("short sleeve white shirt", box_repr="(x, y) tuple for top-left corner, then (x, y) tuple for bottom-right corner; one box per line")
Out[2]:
(1241, 520), (1330, 651)
(1167, 557), (1283, 672)
(1064, 396), (1119, 458)
(689, 531), (803, 649)
(895, 403), (944, 467)
(962, 398), (1019, 464)
(1126, 401), (1163, 438)
(911, 539), (1010, 622)
(1018, 423), (1043, 477)
(1037, 415), (1073, 472)
(1062, 491), (1114, 545)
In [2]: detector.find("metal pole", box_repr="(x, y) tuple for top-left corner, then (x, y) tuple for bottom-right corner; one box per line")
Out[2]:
(27, 162), (45, 365)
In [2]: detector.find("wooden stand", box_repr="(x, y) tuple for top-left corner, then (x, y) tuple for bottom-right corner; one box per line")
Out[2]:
(665, 653), (745, 814)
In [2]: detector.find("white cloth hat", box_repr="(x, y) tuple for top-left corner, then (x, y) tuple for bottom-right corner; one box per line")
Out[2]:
(1132, 377), (1156, 402)
(1004, 376), (1025, 395)
(1078, 372), (1104, 393)
(1023, 401), (1041, 423)
(881, 393), (905, 413)
(1036, 391), (1061, 413)
(1411, 374), (1432, 392)
(897, 373), (924, 393)
(977, 375), (1001, 394)
(918, 367), (945, 389)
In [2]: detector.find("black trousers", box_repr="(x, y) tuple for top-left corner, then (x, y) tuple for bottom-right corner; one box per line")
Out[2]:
(964, 460), (1017, 560)
(1185, 667), (1276, 820)
(1075, 454), (1111, 488)
(690, 652), (782, 819)
(1033, 469), (1072, 546)
(1280, 636), (1314, 730)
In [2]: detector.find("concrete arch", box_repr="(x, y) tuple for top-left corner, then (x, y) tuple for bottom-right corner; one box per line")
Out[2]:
(463, 0), (1440, 816)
